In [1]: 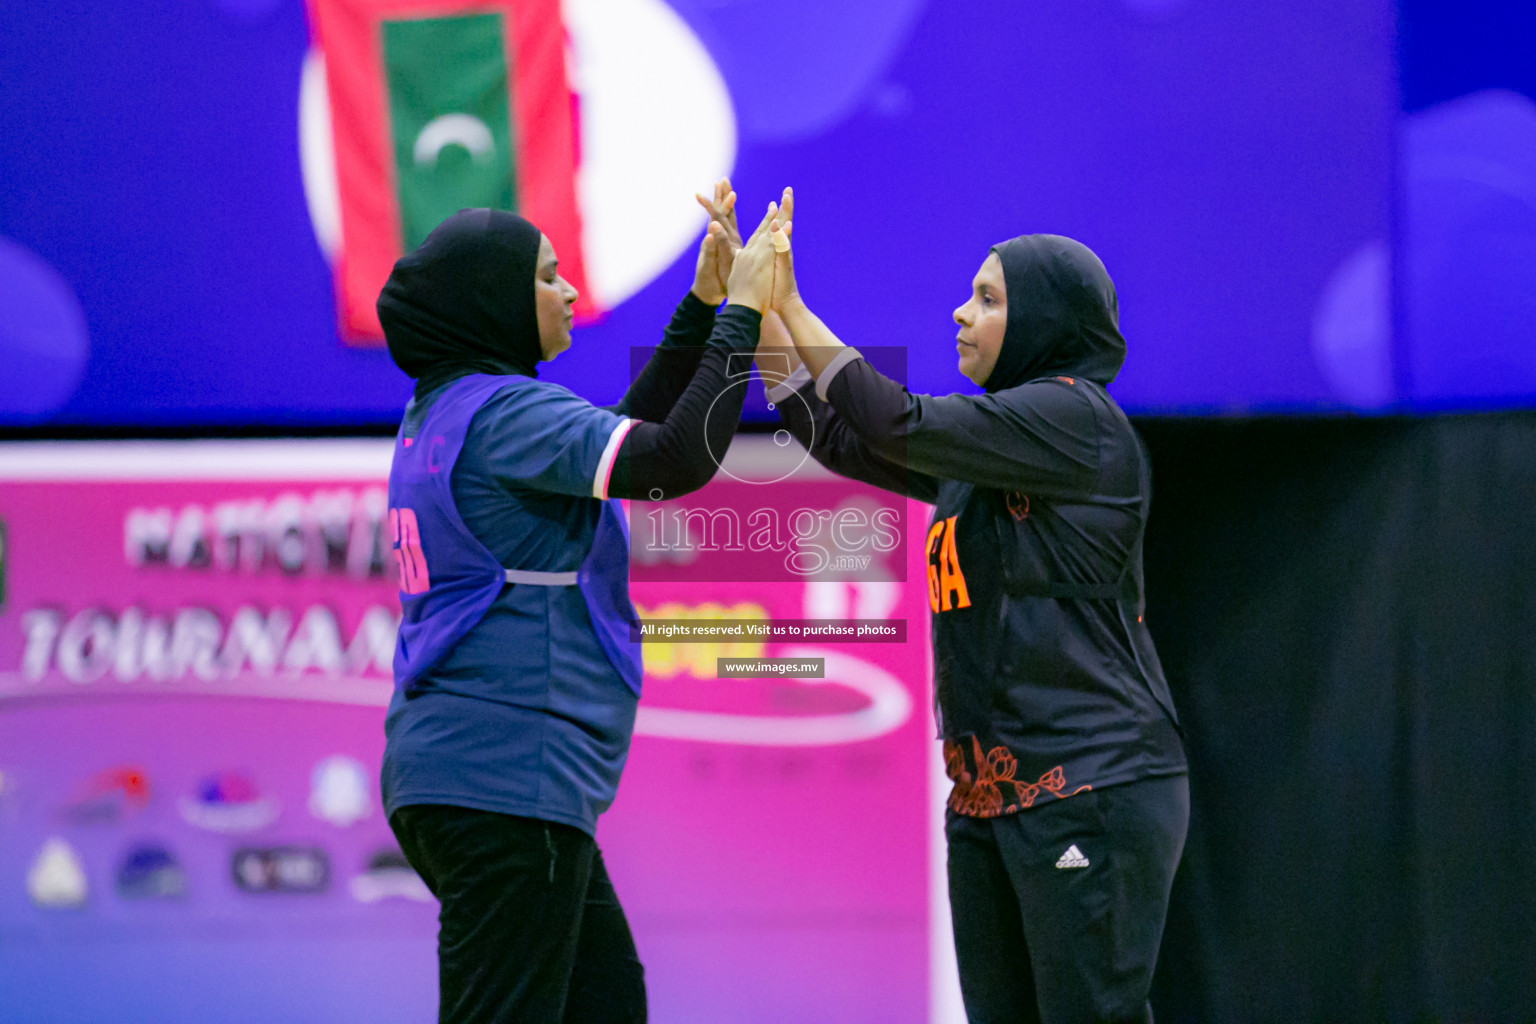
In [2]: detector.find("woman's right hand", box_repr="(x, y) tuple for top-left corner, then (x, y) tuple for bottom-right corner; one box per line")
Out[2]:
(726, 201), (782, 314)
(767, 191), (798, 313)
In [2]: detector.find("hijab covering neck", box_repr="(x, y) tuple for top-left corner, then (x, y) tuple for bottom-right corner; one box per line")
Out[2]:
(983, 234), (1127, 393)
(378, 208), (545, 401)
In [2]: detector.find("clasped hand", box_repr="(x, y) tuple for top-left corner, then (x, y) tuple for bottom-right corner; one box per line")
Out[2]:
(691, 179), (797, 316)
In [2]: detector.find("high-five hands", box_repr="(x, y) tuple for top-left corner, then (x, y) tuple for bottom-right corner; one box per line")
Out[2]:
(726, 198), (785, 314)
(750, 187), (848, 380)
(694, 181), (802, 323)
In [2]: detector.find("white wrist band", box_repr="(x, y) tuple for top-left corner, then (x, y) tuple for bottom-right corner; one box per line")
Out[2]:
(765, 364), (812, 403)
(815, 347), (864, 402)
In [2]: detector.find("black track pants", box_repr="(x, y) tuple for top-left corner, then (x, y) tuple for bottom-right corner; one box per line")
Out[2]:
(946, 774), (1189, 1024)
(390, 804), (646, 1024)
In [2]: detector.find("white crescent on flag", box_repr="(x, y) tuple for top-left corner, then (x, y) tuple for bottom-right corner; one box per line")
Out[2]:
(412, 113), (497, 167)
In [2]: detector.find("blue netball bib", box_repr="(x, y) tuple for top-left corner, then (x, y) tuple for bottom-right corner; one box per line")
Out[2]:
(387, 374), (641, 694)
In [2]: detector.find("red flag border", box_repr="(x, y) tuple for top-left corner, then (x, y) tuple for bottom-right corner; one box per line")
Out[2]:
(306, 0), (591, 343)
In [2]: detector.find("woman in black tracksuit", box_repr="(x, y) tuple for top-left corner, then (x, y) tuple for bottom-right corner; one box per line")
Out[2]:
(759, 216), (1187, 1024)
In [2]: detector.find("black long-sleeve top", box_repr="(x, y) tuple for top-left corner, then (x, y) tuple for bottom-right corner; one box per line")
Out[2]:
(607, 294), (759, 501)
(774, 354), (1186, 817)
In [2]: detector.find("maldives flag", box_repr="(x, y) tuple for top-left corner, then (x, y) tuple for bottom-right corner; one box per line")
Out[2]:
(308, 0), (590, 342)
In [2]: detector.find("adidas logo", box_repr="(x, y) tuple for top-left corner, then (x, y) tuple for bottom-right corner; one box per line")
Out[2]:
(1055, 844), (1090, 869)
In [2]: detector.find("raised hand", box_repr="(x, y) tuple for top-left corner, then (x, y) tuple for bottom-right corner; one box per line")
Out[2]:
(690, 220), (731, 305)
(764, 188), (851, 381)
(743, 186), (793, 248)
(690, 178), (740, 304)
(726, 201), (782, 314)
(767, 188), (798, 312)
(694, 177), (742, 249)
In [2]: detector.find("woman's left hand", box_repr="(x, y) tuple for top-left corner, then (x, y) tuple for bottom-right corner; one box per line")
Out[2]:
(691, 221), (731, 305)
(690, 178), (739, 304)
(696, 177), (742, 247)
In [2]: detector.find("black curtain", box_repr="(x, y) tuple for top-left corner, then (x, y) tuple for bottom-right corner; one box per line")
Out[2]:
(1137, 412), (1536, 1023)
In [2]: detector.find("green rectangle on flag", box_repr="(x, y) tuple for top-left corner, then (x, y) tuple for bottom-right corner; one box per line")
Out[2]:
(382, 13), (518, 251)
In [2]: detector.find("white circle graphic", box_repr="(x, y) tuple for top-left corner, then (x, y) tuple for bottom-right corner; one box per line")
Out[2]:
(703, 378), (814, 485)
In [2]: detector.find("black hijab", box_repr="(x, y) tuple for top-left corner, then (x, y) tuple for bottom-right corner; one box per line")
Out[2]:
(983, 234), (1127, 393)
(378, 208), (545, 400)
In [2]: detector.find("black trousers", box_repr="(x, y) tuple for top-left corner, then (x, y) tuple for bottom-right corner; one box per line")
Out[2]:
(390, 804), (646, 1024)
(946, 774), (1189, 1024)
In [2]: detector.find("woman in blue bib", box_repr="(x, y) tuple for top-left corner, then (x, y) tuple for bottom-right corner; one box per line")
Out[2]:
(379, 188), (781, 1023)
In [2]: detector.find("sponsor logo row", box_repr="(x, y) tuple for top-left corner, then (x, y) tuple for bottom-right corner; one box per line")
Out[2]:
(26, 837), (429, 908)
(58, 758), (373, 831)
(6, 756), (430, 908)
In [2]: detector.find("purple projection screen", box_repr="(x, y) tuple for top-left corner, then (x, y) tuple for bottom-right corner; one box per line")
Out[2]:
(0, 0), (1418, 426)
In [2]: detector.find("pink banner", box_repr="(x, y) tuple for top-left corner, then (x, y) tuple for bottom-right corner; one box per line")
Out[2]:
(0, 440), (944, 1023)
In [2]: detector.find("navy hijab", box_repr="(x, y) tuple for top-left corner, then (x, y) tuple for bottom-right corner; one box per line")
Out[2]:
(983, 234), (1127, 393)
(378, 208), (545, 400)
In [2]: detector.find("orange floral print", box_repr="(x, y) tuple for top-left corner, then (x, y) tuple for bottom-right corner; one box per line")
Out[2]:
(943, 736), (1071, 817)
